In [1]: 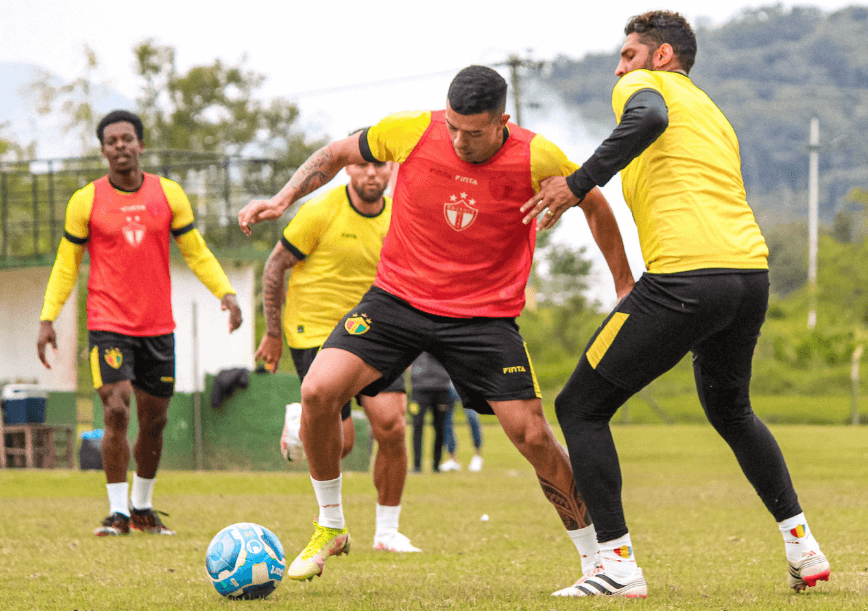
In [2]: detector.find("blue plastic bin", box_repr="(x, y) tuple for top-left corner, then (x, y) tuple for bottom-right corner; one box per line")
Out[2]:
(2, 384), (48, 424)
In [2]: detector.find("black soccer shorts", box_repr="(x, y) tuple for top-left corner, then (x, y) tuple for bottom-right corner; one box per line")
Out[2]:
(322, 286), (541, 415)
(88, 330), (175, 398)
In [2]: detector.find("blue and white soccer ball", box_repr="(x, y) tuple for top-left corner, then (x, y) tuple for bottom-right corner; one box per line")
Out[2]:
(205, 523), (286, 599)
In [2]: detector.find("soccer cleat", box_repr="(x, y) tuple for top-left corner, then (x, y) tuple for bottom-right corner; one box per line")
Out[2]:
(129, 507), (176, 535)
(788, 550), (831, 592)
(373, 532), (422, 553)
(280, 402), (306, 462)
(287, 521), (350, 581)
(468, 455), (483, 472)
(94, 512), (130, 536)
(439, 458), (461, 472)
(552, 566), (648, 598)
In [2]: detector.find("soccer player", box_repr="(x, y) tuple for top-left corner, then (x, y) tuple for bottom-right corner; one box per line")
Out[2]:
(239, 65), (635, 585)
(523, 11), (830, 598)
(37, 110), (243, 537)
(256, 157), (420, 553)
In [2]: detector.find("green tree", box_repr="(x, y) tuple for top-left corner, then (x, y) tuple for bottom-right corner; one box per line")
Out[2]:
(27, 45), (104, 155)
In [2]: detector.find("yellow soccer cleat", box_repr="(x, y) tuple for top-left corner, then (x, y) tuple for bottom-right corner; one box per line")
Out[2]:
(287, 521), (350, 581)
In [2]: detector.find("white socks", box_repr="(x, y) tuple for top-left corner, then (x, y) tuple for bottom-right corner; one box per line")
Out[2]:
(130, 474), (155, 511)
(375, 504), (401, 540)
(779, 513), (819, 562)
(106, 482), (129, 517)
(599, 533), (639, 581)
(567, 524), (601, 574)
(311, 475), (344, 529)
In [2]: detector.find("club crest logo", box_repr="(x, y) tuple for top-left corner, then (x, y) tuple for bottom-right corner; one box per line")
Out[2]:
(444, 193), (478, 231)
(104, 348), (123, 369)
(345, 314), (372, 335)
(122, 216), (146, 247)
(488, 172), (517, 201)
(790, 524), (806, 538)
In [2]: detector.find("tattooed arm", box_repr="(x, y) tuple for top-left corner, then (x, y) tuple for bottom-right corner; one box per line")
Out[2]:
(255, 242), (300, 372)
(239, 132), (366, 235)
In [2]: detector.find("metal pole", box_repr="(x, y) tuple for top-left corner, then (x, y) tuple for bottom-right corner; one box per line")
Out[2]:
(192, 301), (204, 470)
(852, 345), (863, 426)
(807, 117), (819, 329)
(508, 55), (523, 127)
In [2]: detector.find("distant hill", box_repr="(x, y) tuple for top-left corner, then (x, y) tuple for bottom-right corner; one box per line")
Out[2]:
(0, 61), (133, 159)
(540, 4), (868, 227)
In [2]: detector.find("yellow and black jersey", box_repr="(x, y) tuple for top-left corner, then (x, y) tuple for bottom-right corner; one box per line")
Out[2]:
(281, 185), (391, 348)
(612, 69), (768, 274)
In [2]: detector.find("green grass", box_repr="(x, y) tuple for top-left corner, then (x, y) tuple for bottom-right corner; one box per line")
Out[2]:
(3, 424), (867, 610)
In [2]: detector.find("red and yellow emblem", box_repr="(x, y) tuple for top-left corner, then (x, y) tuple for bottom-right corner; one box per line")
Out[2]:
(104, 347), (123, 369)
(790, 525), (806, 538)
(614, 545), (632, 559)
(344, 314), (372, 336)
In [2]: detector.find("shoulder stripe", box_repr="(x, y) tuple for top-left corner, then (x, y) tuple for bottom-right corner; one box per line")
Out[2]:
(280, 236), (306, 260)
(64, 231), (88, 245)
(171, 222), (195, 237)
(359, 128), (377, 162)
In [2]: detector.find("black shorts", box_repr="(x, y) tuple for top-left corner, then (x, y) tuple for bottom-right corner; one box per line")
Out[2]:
(583, 270), (769, 392)
(88, 330), (175, 398)
(290, 345), (406, 421)
(322, 286), (540, 415)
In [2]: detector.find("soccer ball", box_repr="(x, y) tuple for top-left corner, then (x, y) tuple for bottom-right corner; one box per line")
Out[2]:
(205, 523), (286, 599)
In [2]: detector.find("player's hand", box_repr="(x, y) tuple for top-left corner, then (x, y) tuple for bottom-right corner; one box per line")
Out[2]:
(255, 335), (284, 373)
(238, 198), (285, 236)
(221, 293), (243, 333)
(521, 176), (581, 230)
(37, 320), (57, 370)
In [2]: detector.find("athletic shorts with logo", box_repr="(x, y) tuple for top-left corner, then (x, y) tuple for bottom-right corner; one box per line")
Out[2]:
(581, 270), (769, 393)
(88, 330), (175, 398)
(291, 344), (406, 421)
(322, 286), (541, 415)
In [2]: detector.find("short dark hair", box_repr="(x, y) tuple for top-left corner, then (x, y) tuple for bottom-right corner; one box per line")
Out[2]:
(96, 110), (144, 145)
(447, 65), (507, 117)
(625, 11), (697, 74)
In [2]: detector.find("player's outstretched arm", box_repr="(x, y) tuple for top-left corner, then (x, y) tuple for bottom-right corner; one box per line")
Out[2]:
(579, 187), (635, 302)
(239, 134), (366, 235)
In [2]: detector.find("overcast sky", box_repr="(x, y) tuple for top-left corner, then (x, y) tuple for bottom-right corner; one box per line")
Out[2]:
(1, 0), (857, 304)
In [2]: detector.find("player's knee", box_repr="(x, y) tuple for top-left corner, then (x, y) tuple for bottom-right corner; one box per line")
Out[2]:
(371, 413), (405, 448)
(300, 375), (344, 417)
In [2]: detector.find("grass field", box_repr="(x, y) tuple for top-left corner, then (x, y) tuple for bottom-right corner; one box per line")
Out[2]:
(2, 423), (867, 610)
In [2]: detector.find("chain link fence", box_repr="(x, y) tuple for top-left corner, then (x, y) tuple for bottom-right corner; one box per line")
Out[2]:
(0, 150), (293, 266)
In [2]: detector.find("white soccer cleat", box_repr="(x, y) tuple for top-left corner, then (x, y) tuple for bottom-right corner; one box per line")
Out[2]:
(468, 455), (483, 472)
(373, 532), (422, 553)
(788, 549), (831, 592)
(552, 566), (647, 598)
(280, 402), (306, 462)
(439, 458), (461, 472)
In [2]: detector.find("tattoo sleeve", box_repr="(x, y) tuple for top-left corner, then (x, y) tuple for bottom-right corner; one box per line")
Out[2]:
(287, 146), (338, 200)
(262, 247), (295, 338)
(537, 474), (593, 530)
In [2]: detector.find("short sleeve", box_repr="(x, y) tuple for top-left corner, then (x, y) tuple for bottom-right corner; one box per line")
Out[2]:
(282, 197), (333, 257)
(612, 69), (662, 120)
(529, 134), (581, 193)
(364, 110), (431, 163)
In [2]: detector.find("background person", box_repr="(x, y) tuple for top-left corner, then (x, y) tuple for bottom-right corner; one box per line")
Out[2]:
(239, 65), (635, 587)
(525, 11), (830, 598)
(37, 110), (242, 537)
(440, 384), (483, 473)
(256, 156), (420, 553)
(409, 352), (452, 473)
